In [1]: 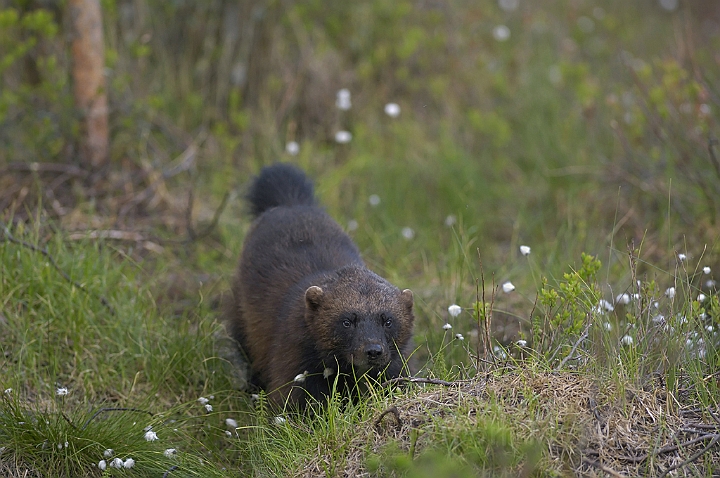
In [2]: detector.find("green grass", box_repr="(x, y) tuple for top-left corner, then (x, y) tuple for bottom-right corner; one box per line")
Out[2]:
(2, 0), (720, 476)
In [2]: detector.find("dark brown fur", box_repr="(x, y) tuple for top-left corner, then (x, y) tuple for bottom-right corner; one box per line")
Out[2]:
(226, 164), (414, 409)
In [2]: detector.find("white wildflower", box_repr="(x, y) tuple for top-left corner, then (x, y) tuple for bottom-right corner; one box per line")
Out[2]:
(347, 220), (358, 232)
(455, 334), (464, 341)
(665, 287), (676, 299)
(336, 88), (351, 110)
(225, 418), (238, 429)
(519, 245), (531, 256)
(3, 388), (11, 395)
(698, 293), (706, 302)
(273, 416), (286, 425)
(323, 367), (335, 379)
(285, 141), (299, 156)
(57, 443), (62, 450)
(164, 448), (177, 458)
(444, 215), (457, 227)
(204, 404), (213, 413)
(702, 266), (711, 275)
(144, 430), (158, 442)
(401, 227), (415, 240)
(502, 282), (515, 293)
(250, 394), (260, 401)
(198, 397), (209, 405)
(103, 449), (113, 458)
(603, 322), (612, 331)
(56, 387), (68, 396)
(293, 372), (308, 383)
(110, 457), (123, 468)
(615, 293), (630, 305)
(225, 430), (232, 437)
(123, 458), (135, 469)
(384, 103), (401, 118)
(677, 253), (687, 261)
(620, 335), (634, 346)
(334, 130), (352, 144)
(492, 25), (511, 42)
(448, 304), (462, 317)
(516, 339), (527, 347)
(368, 194), (380, 206)
(64, 441), (69, 449)
(98, 460), (107, 471)
(707, 280), (717, 288)
(493, 345), (508, 360)
(442, 323), (453, 330)
(598, 299), (614, 312)
(707, 325), (715, 333)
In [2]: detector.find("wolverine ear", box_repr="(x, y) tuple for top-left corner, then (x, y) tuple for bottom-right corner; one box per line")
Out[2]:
(400, 289), (414, 310)
(305, 286), (324, 310)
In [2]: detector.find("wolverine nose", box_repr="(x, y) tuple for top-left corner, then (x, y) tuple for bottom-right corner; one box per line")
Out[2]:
(365, 343), (384, 360)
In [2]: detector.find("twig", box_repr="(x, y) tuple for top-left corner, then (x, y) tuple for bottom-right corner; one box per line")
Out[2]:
(657, 434), (720, 478)
(555, 321), (591, 370)
(380, 376), (458, 388)
(81, 407), (154, 430)
(0, 223), (115, 315)
(373, 406), (402, 430)
(582, 458), (629, 478)
(616, 432), (720, 463)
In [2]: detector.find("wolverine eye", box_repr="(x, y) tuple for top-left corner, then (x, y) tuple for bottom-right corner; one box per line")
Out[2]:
(383, 315), (393, 327)
(342, 318), (352, 328)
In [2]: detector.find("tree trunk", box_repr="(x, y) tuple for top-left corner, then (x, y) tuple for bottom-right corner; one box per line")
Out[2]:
(69, 0), (109, 168)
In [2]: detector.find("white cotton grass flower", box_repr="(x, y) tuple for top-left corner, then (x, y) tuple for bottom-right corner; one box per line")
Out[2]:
(698, 293), (706, 302)
(455, 333), (464, 341)
(615, 293), (631, 305)
(493, 345), (508, 360)
(620, 335), (634, 346)
(492, 25), (511, 42)
(603, 322), (612, 331)
(164, 448), (177, 458)
(198, 397), (209, 405)
(225, 430), (232, 437)
(677, 253), (687, 261)
(519, 245), (531, 256)
(384, 103), (401, 118)
(665, 287), (676, 299)
(498, 0), (519, 12)
(703, 266), (711, 275)
(103, 449), (113, 458)
(123, 458), (135, 469)
(110, 457), (123, 468)
(285, 141), (299, 156)
(225, 418), (238, 429)
(323, 367), (335, 378)
(56, 387), (68, 396)
(204, 404), (213, 413)
(336, 88), (351, 110)
(598, 299), (615, 312)
(442, 323), (453, 330)
(334, 130), (352, 144)
(707, 280), (717, 288)
(273, 416), (286, 425)
(144, 430), (158, 442)
(368, 194), (381, 206)
(502, 282), (515, 293)
(444, 215), (457, 227)
(448, 304), (462, 317)
(293, 371), (308, 383)
(401, 227), (415, 240)
(98, 460), (107, 471)
(516, 339), (527, 347)
(3, 388), (11, 395)
(57, 443), (63, 450)
(347, 220), (358, 232)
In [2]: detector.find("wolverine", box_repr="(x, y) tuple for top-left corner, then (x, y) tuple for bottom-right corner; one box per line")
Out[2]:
(226, 163), (414, 408)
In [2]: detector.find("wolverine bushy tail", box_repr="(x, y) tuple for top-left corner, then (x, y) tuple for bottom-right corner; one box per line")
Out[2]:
(246, 163), (317, 218)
